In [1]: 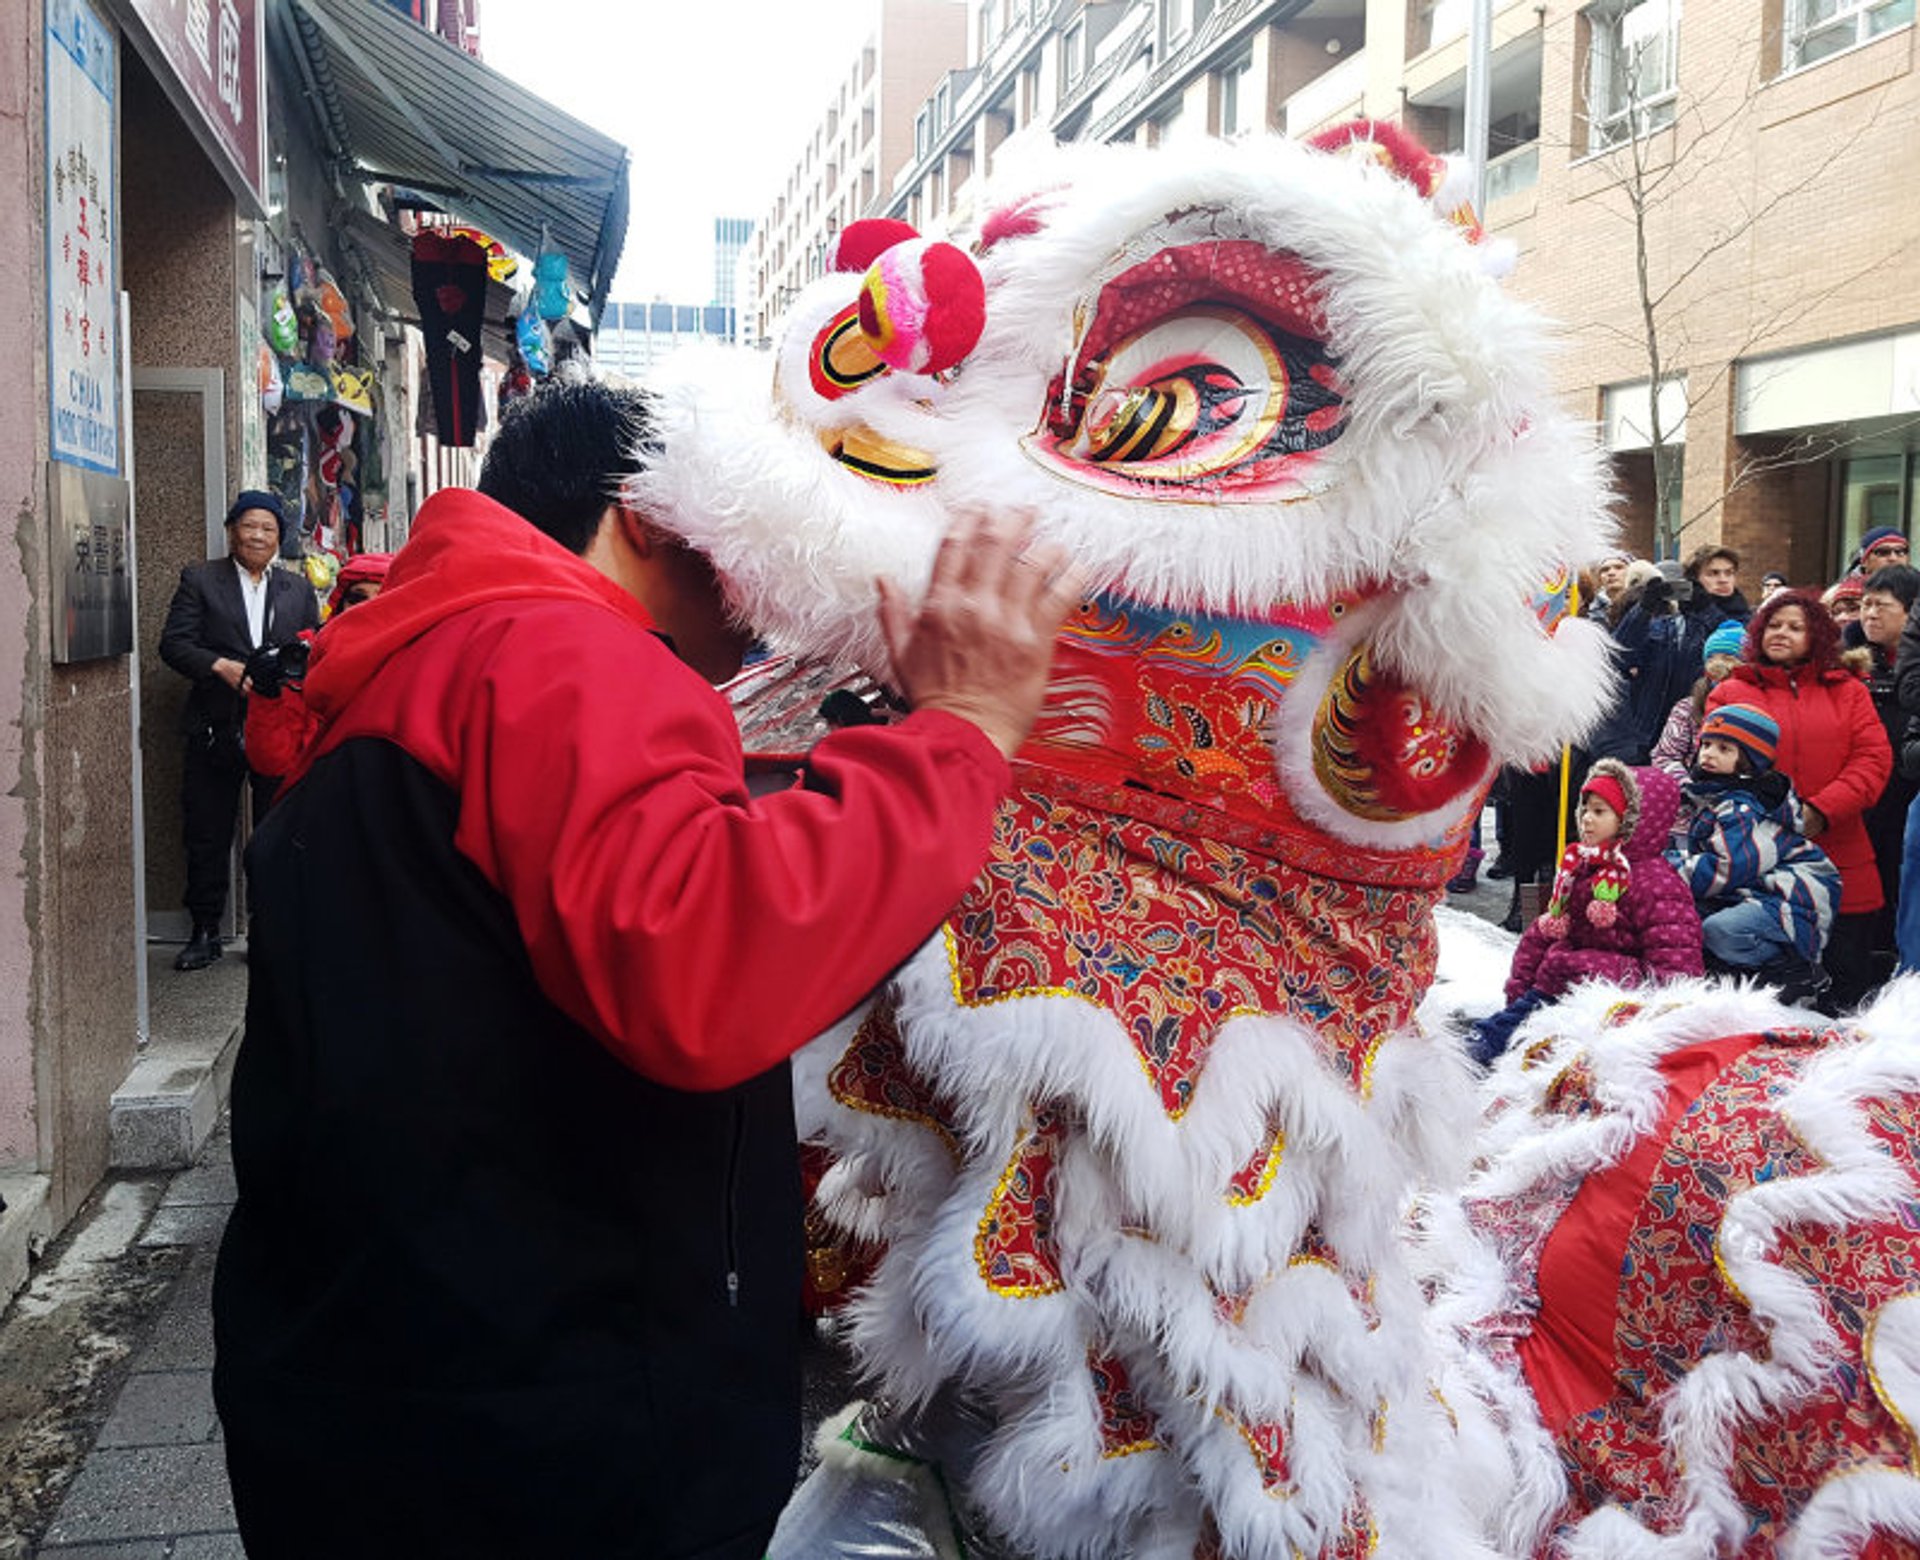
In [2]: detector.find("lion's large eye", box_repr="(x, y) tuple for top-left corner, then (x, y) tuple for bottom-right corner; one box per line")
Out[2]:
(1023, 241), (1347, 502)
(1059, 306), (1342, 488)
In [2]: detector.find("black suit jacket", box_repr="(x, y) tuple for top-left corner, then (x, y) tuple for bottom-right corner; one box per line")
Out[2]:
(159, 557), (318, 735)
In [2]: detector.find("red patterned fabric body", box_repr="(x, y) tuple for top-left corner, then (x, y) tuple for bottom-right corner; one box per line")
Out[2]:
(1485, 1031), (1920, 1555)
(947, 782), (1438, 1118)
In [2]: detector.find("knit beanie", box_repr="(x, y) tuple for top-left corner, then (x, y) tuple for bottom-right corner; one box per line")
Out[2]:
(1697, 703), (1779, 773)
(1856, 526), (1907, 570)
(1702, 620), (1745, 663)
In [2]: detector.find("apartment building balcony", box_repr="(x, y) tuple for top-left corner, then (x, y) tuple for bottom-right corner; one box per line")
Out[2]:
(1276, 47), (1366, 137)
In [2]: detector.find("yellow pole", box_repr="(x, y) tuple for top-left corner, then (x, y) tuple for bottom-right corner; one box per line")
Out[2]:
(1554, 576), (1584, 856)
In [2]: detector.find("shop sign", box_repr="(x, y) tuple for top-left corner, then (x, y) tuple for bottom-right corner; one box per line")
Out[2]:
(48, 460), (134, 663)
(46, 0), (119, 475)
(121, 0), (265, 211)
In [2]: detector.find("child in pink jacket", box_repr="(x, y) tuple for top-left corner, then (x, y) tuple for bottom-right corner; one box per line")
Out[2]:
(1468, 760), (1703, 1066)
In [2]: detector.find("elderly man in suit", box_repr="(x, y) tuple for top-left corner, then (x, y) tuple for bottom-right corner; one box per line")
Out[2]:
(159, 491), (318, 971)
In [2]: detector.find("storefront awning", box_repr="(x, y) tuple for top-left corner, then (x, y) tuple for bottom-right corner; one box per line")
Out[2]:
(278, 0), (628, 322)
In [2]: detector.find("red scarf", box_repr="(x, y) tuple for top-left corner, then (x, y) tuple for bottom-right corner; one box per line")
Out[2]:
(1537, 840), (1631, 939)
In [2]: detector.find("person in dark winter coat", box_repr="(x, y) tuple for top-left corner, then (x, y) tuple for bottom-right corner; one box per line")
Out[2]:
(1708, 589), (1892, 1009)
(1683, 541), (1753, 626)
(1669, 703), (1839, 999)
(1858, 564), (1920, 977)
(1468, 760), (1702, 1065)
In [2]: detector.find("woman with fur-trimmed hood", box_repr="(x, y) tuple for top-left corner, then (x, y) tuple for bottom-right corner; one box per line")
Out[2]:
(1707, 587), (1891, 1008)
(1468, 760), (1702, 1065)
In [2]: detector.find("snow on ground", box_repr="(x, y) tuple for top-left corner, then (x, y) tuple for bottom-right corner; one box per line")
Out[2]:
(1421, 903), (1519, 1035)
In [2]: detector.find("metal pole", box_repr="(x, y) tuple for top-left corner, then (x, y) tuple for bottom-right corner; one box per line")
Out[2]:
(1464, 0), (1494, 214)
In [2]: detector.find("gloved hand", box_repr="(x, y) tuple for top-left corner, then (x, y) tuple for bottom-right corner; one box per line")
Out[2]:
(244, 639), (310, 699)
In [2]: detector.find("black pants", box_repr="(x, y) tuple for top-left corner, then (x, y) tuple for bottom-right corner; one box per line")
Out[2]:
(181, 738), (277, 927)
(1823, 911), (1880, 1013)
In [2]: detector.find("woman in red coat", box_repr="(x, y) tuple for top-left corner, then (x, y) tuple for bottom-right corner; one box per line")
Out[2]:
(1707, 589), (1891, 1008)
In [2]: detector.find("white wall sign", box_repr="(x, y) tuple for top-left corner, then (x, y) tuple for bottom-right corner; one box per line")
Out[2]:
(46, 0), (119, 474)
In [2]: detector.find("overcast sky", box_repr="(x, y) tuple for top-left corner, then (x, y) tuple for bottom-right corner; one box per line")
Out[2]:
(480, 0), (891, 305)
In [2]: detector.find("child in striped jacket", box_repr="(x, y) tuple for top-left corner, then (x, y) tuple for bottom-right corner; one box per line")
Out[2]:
(1668, 703), (1841, 1004)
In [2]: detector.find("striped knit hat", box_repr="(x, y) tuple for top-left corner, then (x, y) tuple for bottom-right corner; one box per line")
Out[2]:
(1702, 619), (1746, 663)
(1697, 703), (1779, 773)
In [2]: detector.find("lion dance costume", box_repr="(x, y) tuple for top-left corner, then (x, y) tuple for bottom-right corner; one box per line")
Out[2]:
(636, 126), (1920, 1558)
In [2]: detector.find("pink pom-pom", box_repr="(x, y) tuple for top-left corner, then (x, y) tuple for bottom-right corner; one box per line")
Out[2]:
(1586, 900), (1619, 928)
(857, 239), (986, 375)
(1536, 914), (1570, 940)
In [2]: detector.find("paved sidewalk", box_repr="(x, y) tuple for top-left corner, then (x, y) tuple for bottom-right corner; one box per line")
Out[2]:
(31, 1130), (238, 1560)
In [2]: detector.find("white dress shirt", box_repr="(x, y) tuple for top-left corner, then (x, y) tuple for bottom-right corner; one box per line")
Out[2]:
(239, 565), (269, 649)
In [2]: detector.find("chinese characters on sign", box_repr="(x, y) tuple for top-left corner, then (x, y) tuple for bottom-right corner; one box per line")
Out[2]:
(45, 0), (118, 474)
(49, 462), (134, 663)
(127, 0), (263, 209)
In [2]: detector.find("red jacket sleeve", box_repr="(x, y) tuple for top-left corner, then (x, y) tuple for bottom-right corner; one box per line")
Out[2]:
(451, 612), (1011, 1092)
(245, 684), (319, 779)
(1803, 678), (1892, 829)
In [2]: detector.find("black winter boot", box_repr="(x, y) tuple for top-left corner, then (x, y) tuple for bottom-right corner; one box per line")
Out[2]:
(174, 924), (223, 972)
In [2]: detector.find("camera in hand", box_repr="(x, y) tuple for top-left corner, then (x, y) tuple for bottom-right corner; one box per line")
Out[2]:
(245, 638), (310, 698)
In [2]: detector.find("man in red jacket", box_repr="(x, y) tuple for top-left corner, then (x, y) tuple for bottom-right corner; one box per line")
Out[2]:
(212, 379), (1083, 1558)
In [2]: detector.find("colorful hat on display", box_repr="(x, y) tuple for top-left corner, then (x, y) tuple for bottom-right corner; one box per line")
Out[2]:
(1703, 619), (1746, 663)
(1697, 703), (1779, 772)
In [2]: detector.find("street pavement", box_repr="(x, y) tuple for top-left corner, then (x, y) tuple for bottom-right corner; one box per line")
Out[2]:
(5, 848), (1517, 1557)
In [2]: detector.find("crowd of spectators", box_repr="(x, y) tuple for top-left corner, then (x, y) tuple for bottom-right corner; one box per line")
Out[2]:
(1460, 525), (1920, 1030)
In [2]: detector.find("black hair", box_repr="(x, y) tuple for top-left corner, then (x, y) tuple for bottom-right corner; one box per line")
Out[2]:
(1862, 563), (1920, 613)
(476, 378), (659, 555)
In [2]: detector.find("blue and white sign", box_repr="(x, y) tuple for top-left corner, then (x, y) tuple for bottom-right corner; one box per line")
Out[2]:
(46, 0), (118, 474)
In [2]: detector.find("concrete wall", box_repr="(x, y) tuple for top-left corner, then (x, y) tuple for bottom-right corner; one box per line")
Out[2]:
(0, 0), (48, 1175)
(1, 0), (145, 1229)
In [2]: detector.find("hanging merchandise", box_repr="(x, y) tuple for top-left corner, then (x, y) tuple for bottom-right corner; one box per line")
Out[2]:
(304, 551), (339, 596)
(306, 306), (338, 369)
(531, 228), (571, 323)
(266, 409), (310, 540)
(258, 340), (284, 416)
(264, 280), (299, 356)
(310, 267), (355, 342)
(314, 403), (355, 491)
(515, 310), (550, 377)
(410, 231), (489, 447)
(445, 224), (518, 283)
(332, 367), (375, 417)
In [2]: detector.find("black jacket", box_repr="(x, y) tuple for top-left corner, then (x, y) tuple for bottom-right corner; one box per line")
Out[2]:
(158, 557), (316, 735)
(212, 740), (808, 1560)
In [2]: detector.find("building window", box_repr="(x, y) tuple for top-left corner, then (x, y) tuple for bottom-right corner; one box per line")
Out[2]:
(1584, 0), (1679, 153)
(915, 106), (932, 160)
(1062, 17), (1086, 92)
(1165, 0), (1195, 47)
(934, 81), (951, 136)
(1219, 48), (1255, 136)
(1786, 0), (1913, 67)
(1411, 0), (1469, 54)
